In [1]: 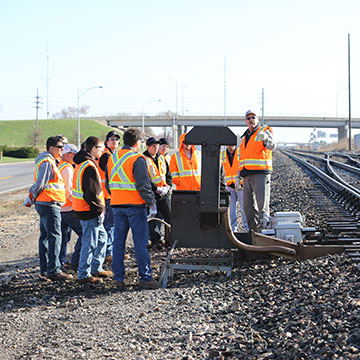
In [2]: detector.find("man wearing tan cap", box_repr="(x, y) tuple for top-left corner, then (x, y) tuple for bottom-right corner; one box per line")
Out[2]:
(236, 110), (276, 232)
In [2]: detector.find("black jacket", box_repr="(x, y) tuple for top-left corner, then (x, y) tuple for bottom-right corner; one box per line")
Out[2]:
(73, 149), (104, 220)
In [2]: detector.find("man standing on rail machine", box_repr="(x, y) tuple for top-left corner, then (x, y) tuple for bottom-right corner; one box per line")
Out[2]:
(237, 110), (276, 232)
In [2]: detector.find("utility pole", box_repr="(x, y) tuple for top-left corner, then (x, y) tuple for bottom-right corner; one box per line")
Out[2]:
(261, 88), (265, 126)
(348, 33), (352, 151)
(224, 54), (227, 126)
(41, 46), (54, 120)
(33, 89), (43, 147)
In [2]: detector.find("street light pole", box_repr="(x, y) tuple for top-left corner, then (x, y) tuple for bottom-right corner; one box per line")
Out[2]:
(77, 86), (103, 149)
(182, 83), (191, 116)
(169, 77), (178, 149)
(141, 99), (161, 136)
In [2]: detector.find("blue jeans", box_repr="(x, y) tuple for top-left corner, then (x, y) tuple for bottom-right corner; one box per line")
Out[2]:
(227, 186), (249, 232)
(60, 211), (83, 266)
(103, 199), (114, 257)
(112, 206), (152, 282)
(78, 216), (107, 280)
(35, 203), (62, 275)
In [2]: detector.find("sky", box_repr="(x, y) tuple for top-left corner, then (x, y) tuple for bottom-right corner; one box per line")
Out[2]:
(1, 0), (360, 143)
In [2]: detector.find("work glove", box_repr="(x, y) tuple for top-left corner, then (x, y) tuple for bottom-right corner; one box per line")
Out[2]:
(258, 131), (269, 142)
(23, 193), (35, 207)
(148, 203), (157, 219)
(235, 176), (243, 191)
(155, 186), (169, 197)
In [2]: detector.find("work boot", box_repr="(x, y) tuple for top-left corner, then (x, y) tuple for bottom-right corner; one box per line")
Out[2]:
(47, 271), (73, 281)
(78, 276), (103, 285)
(139, 280), (160, 289)
(91, 270), (113, 278)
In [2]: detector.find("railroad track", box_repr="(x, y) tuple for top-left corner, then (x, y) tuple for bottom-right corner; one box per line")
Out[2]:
(282, 149), (360, 269)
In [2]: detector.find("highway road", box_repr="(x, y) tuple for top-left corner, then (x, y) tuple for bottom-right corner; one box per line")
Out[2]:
(0, 161), (34, 195)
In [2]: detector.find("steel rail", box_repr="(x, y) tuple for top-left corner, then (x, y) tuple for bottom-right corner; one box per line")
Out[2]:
(283, 150), (360, 204)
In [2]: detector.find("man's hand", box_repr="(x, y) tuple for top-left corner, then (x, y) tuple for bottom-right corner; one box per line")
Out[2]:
(155, 186), (169, 197)
(258, 131), (269, 142)
(23, 193), (35, 207)
(148, 203), (157, 219)
(235, 177), (243, 191)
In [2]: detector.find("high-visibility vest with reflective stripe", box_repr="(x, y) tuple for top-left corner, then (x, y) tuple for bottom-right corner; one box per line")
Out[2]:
(169, 150), (201, 191)
(221, 148), (240, 185)
(108, 149), (146, 205)
(34, 156), (65, 203)
(58, 160), (74, 208)
(161, 153), (171, 165)
(144, 155), (167, 187)
(72, 160), (105, 211)
(239, 126), (273, 171)
(97, 148), (112, 200)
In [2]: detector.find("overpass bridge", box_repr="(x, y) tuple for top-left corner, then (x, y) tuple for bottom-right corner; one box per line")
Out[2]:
(105, 115), (357, 140)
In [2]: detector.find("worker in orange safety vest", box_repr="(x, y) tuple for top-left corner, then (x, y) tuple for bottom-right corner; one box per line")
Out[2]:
(97, 130), (121, 262)
(221, 145), (248, 232)
(236, 110), (276, 232)
(73, 136), (111, 285)
(169, 133), (201, 191)
(106, 128), (158, 289)
(58, 143), (83, 269)
(24, 135), (72, 281)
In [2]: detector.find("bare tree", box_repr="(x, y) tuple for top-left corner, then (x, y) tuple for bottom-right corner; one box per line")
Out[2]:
(52, 105), (90, 119)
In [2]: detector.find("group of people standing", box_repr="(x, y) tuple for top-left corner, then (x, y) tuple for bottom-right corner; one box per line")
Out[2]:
(25, 109), (275, 288)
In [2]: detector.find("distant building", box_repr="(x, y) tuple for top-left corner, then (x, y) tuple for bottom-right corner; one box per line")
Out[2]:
(355, 134), (360, 150)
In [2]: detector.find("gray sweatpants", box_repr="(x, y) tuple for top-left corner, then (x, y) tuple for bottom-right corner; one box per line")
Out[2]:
(242, 173), (271, 232)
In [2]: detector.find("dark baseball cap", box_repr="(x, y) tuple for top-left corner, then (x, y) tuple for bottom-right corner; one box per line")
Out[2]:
(159, 138), (169, 146)
(106, 131), (120, 141)
(146, 137), (160, 146)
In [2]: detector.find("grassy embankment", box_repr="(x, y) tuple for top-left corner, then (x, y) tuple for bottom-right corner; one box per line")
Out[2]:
(0, 119), (122, 162)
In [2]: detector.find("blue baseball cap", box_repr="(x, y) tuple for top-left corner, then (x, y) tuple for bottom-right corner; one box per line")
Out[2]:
(245, 110), (257, 118)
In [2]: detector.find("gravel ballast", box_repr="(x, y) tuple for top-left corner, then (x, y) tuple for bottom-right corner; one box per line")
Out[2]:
(0, 151), (359, 359)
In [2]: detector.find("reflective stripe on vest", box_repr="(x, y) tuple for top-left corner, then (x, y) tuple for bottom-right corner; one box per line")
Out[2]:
(108, 149), (146, 205)
(145, 156), (167, 187)
(221, 149), (240, 185)
(172, 152), (201, 178)
(58, 160), (74, 207)
(35, 156), (65, 203)
(98, 148), (112, 200)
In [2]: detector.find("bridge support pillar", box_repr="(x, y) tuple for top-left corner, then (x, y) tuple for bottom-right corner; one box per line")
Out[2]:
(338, 126), (348, 141)
(178, 124), (185, 138)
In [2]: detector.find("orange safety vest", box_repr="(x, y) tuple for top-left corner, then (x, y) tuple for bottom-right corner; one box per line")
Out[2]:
(170, 149), (201, 191)
(97, 148), (112, 200)
(58, 160), (74, 208)
(239, 126), (273, 171)
(221, 148), (240, 185)
(144, 155), (167, 187)
(107, 149), (146, 205)
(72, 160), (105, 211)
(34, 156), (65, 203)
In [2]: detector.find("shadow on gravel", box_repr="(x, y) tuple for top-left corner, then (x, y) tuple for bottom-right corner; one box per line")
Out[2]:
(0, 256), (38, 270)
